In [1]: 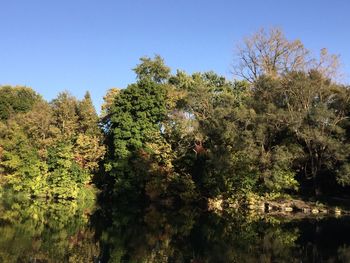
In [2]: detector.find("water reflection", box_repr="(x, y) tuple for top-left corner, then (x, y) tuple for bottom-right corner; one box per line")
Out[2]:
(0, 196), (99, 262)
(1, 197), (350, 262)
(95, 203), (350, 263)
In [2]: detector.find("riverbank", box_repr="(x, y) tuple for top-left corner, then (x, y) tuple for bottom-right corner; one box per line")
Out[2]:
(208, 195), (350, 217)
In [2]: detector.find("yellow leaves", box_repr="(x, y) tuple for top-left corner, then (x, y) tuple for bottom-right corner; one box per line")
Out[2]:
(74, 134), (105, 172)
(165, 85), (187, 111)
(315, 48), (341, 80)
(234, 27), (341, 83)
(101, 88), (121, 117)
(235, 27), (309, 82)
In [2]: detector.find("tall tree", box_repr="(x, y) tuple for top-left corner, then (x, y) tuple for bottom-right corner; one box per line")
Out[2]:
(18, 100), (58, 159)
(233, 28), (340, 82)
(133, 55), (171, 83)
(50, 92), (79, 140)
(103, 56), (198, 201)
(77, 91), (99, 135)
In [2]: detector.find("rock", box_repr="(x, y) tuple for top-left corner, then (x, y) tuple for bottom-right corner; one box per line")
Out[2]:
(284, 207), (293, 212)
(303, 208), (311, 213)
(335, 208), (342, 215)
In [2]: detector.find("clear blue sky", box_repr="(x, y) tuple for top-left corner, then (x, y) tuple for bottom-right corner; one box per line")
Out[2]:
(1, 0), (349, 112)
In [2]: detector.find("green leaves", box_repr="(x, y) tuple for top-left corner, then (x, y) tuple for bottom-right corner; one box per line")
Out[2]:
(106, 63), (169, 199)
(133, 55), (170, 83)
(2, 52), (350, 205)
(0, 86), (42, 121)
(108, 79), (167, 161)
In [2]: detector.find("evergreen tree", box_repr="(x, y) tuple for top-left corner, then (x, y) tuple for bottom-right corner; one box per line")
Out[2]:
(77, 91), (99, 135)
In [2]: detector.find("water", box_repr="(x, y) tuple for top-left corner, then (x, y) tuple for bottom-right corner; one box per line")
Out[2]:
(1, 197), (350, 263)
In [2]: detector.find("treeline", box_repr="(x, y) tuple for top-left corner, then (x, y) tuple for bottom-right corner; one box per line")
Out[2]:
(1, 28), (350, 203)
(0, 88), (105, 199)
(102, 29), (350, 204)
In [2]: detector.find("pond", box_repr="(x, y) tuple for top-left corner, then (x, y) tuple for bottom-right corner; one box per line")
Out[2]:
(1, 197), (350, 262)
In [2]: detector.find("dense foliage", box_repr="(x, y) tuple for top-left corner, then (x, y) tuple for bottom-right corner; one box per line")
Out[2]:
(106, 58), (350, 206)
(0, 89), (105, 199)
(1, 29), (350, 205)
(103, 30), (350, 204)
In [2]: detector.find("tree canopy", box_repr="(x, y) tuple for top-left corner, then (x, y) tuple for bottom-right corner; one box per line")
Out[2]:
(0, 87), (105, 199)
(1, 28), (349, 206)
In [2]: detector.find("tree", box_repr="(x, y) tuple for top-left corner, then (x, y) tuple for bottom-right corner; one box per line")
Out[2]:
(0, 86), (42, 121)
(250, 71), (350, 194)
(101, 88), (120, 117)
(18, 100), (58, 159)
(133, 55), (171, 83)
(0, 119), (48, 197)
(74, 133), (105, 172)
(106, 78), (167, 197)
(77, 91), (100, 135)
(234, 28), (309, 82)
(47, 141), (81, 199)
(74, 91), (106, 172)
(0, 87), (103, 200)
(233, 28), (340, 82)
(104, 56), (199, 202)
(50, 91), (79, 140)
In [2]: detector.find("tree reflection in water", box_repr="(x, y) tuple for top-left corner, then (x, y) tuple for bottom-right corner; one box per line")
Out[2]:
(94, 202), (350, 263)
(1, 196), (350, 262)
(0, 196), (99, 262)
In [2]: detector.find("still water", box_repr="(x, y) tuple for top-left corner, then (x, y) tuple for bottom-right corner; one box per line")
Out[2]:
(1, 197), (350, 263)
